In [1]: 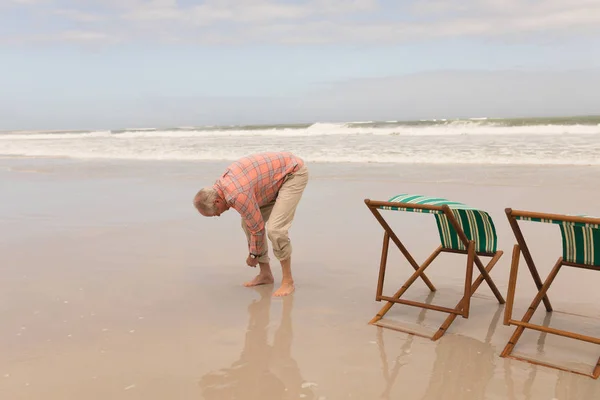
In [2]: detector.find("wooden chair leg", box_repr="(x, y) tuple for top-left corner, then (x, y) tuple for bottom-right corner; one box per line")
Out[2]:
(506, 209), (553, 312)
(501, 258), (563, 358)
(593, 357), (600, 379)
(432, 250), (503, 340)
(368, 207), (437, 291)
(369, 246), (442, 325)
(376, 232), (390, 301)
(473, 255), (505, 304)
(462, 241), (475, 319)
(504, 244), (520, 326)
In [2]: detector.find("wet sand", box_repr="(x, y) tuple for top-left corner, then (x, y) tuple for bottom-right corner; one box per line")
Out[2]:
(1, 158), (600, 399)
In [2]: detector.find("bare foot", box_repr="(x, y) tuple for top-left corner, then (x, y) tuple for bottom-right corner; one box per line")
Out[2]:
(273, 281), (295, 297)
(243, 274), (274, 287)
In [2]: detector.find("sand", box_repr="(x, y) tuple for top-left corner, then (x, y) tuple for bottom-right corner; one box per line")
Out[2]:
(1, 158), (600, 399)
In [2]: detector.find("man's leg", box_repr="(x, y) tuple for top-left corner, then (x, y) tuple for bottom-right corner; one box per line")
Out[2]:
(266, 166), (309, 297)
(242, 202), (275, 287)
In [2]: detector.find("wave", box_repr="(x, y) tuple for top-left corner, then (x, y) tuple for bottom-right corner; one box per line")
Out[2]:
(2, 116), (599, 166)
(1, 122), (600, 140)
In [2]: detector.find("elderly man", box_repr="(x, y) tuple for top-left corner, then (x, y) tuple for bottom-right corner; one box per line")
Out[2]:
(193, 152), (309, 297)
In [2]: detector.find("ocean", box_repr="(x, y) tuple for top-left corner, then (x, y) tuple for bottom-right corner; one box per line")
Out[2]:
(1, 116), (600, 165)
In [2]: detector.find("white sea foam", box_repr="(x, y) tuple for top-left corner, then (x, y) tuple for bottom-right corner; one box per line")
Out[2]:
(1, 121), (600, 141)
(1, 121), (599, 165)
(1, 144), (598, 165)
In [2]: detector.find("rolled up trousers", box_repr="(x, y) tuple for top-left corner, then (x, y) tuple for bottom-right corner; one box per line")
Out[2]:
(241, 165), (309, 263)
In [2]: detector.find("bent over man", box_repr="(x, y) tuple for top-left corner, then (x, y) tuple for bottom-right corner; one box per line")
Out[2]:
(193, 152), (309, 297)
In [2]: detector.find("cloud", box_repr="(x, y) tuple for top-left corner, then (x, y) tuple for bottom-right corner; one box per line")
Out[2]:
(3, 0), (600, 45)
(1, 30), (115, 45)
(121, 0), (377, 24)
(8, 0), (46, 4)
(411, 0), (600, 34)
(54, 9), (105, 22)
(57, 30), (113, 42)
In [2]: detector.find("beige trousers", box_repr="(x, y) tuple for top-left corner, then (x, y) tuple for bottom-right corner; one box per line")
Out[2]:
(242, 165), (309, 263)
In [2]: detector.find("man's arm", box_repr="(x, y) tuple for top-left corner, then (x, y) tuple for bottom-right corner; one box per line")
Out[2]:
(232, 192), (265, 256)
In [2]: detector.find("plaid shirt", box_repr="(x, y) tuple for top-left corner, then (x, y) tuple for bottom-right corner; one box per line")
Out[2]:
(213, 152), (304, 255)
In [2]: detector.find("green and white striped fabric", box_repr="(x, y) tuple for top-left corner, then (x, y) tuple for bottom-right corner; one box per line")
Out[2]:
(379, 194), (497, 253)
(516, 215), (600, 266)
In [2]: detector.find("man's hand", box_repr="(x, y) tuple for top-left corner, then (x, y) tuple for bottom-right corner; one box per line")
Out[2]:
(246, 254), (259, 267)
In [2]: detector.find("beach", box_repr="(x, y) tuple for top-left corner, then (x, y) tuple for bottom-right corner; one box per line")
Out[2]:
(1, 157), (600, 399)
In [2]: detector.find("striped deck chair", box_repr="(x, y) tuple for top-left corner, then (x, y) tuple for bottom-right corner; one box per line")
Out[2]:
(364, 194), (505, 341)
(502, 208), (600, 379)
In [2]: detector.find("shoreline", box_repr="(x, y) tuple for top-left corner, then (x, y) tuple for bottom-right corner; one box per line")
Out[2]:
(3, 153), (600, 166)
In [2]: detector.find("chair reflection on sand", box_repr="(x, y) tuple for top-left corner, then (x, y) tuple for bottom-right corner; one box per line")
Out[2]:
(376, 295), (502, 400)
(199, 288), (315, 400)
(376, 292), (435, 400)
(504, 313), (600, 400)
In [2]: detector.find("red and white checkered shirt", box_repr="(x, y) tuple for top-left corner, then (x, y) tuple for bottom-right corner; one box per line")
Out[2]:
(213, 152), (304, 255)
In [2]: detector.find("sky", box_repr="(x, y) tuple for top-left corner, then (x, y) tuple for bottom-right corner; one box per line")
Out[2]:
(1, 0), (600, 129)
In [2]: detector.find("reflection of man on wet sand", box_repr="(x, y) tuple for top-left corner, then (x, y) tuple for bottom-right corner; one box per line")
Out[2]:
(200, 288), (315, 400)
(420, 306), (502, 400)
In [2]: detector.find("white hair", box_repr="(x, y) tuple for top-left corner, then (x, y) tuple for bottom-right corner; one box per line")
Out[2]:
(193, 187), (219, 215)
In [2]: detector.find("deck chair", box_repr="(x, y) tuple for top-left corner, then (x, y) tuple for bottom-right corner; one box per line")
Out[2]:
(502, 208), (600, 379)
(364, 194), (505, 341)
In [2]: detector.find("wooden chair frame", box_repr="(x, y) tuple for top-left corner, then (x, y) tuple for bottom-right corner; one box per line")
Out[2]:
(365, 199), (505, 341)
(502, 208), (600, 379)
